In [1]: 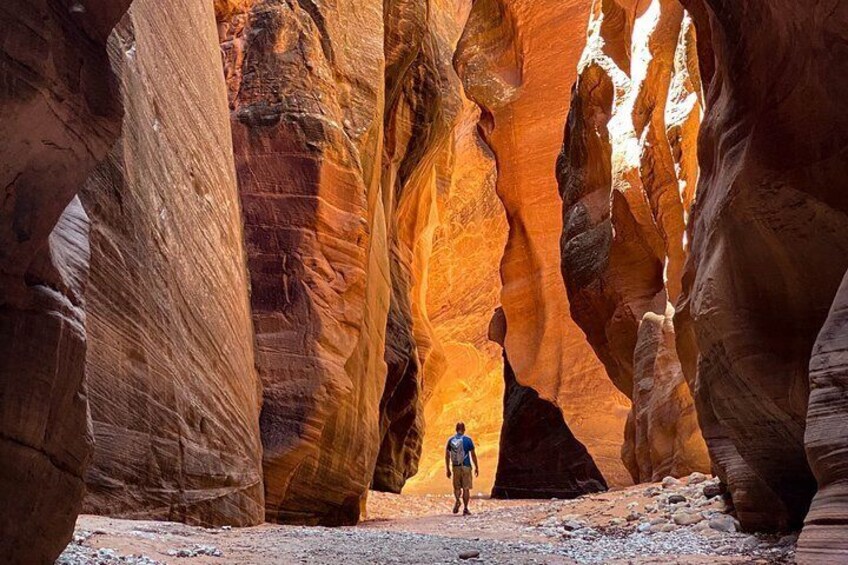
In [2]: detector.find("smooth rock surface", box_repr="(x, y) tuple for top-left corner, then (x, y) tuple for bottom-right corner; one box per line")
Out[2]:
(80, 0), (264, 526)
(676, 0), (848, 532)
(0, 1), (131, 562)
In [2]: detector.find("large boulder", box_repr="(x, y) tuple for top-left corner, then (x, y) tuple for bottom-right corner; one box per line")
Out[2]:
(80, 0), (264, 526)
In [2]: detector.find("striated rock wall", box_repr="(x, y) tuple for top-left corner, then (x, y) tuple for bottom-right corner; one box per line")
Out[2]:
(558, 0), (709, 484)
(0, 1), (131, 562)
(801, 272), (848, 562)
(218, 0), (391, 525)
(80, 0), (264, 526)
(676, 0), (848, 536)
(455, 0), (632, 488)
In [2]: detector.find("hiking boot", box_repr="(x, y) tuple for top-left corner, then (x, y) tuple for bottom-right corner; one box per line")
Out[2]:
(453, 500), (461, 514)
(463, 508), (471, 516)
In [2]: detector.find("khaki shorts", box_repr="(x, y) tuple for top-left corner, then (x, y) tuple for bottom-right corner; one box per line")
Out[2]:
(452, 465), (473, 490)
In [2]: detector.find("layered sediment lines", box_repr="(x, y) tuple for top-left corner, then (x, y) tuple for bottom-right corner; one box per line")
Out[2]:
(558, 0), (709, 484)
(455, 0), (632, 487)
(374, 0), (468, 494)
(675, 0), (848, 544)
(218, 0), (391, 525)
(80, 0), (264, 526)
(0, 1), (131, 562)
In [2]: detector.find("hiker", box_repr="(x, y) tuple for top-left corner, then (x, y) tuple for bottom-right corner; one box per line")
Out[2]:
(445, 421), (479, 515)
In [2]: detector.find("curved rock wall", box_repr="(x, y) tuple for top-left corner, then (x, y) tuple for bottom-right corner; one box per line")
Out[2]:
(80, 0), (264, 526)
(218, 0), (391, 526)
(558, 0), (709, 483)
(373, 0), (468, 493)
(801, 272), (848, 562)
(455, 0), (632, 488)
(0, 1), (131, 562)
(677, 0), (848, 534)
(381, 0), (510, 496)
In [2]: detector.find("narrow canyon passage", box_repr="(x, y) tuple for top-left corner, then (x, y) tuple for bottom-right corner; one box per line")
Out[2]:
(2, 0), (848, 564)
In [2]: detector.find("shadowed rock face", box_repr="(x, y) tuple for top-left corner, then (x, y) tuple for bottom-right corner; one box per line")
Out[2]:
(492, 354), (609, 499)
(0, 1), (131, 562)
(557, 0), (709, 484)
(676, 0), (848, 535)
(801, 272), (848, 562)
(490, 310), (608, 499)
(218, 0), (391, 525)
(80, 0), (264, 526)
(455, 0), (633, 489)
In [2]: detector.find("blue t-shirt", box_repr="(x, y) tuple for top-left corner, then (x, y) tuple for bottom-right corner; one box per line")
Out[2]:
(446, 434), (475, 467)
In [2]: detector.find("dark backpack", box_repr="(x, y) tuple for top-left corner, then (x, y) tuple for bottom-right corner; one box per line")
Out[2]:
(449, 436), (466, 466)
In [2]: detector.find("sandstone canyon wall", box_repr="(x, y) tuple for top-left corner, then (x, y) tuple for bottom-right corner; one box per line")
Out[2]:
(406, 96), (507, 494)
(0, 1), (131, 562)
(455, 0), (632, 488)
(218, 0), (391, 525)
(80, 0), (264, 526)
(674, 0), (848, 545)
(802, 271), (848, 562)
(489, 309), (608, 499)
(558, 0), (709, 484)
(374, 0), (467, 494)
(384, 0), (510, 496)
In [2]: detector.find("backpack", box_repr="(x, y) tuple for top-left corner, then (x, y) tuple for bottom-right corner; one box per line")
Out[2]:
(449, 436), (466, 467)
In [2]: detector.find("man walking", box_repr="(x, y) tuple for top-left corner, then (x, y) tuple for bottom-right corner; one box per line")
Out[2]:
(446, 422), (479, 515)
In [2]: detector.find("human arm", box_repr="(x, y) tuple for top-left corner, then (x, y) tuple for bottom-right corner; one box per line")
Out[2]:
(445, 443), (452, 478)
(471, 449), (479, 477)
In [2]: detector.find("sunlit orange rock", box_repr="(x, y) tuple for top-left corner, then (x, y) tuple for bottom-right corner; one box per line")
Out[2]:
(404, 92), (507, 495)
(676, 0), (848, 537)
(0, 1), (131, 561)
(80, 0), (264, 526)
(557, 0), (709, 484)
(373, 0), (468, 493)
(377, 0), (510, 497)
(455, 0), (632, 488)
(218, 0), (391, 525)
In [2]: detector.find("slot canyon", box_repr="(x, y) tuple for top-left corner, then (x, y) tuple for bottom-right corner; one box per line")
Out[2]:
(0, 0), (845, 564)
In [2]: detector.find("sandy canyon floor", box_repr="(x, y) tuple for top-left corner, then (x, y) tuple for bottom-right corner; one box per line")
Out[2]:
(59, 475), (797, 564)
